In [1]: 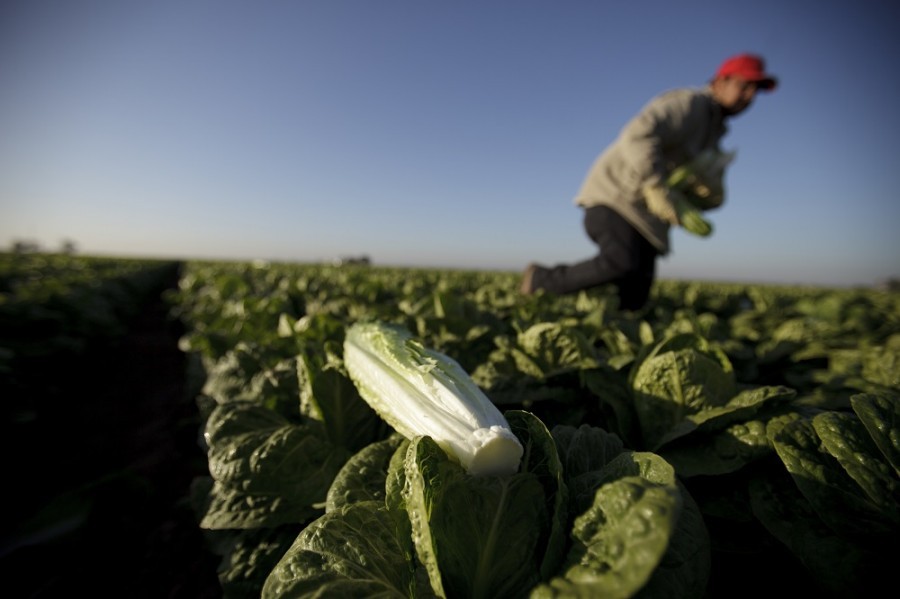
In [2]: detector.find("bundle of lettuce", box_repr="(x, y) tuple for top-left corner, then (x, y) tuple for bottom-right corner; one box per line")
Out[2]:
(667, 148), (736, 237)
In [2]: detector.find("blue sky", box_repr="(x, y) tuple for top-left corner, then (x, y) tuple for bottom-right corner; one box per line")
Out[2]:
(2, 0), (898, 287)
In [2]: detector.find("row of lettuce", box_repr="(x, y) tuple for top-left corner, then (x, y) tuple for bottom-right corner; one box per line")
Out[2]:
(166, 260), (898, 598)
(1, 253), (181, 423)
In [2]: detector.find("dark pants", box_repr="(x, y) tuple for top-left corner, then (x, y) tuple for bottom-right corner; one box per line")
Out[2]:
(532, 205), (659, 311)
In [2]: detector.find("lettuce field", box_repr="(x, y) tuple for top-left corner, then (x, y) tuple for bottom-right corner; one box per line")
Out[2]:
(2, 253), (898, 598)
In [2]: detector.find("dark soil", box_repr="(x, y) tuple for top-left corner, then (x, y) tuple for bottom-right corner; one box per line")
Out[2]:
(0, 270), (222, 598)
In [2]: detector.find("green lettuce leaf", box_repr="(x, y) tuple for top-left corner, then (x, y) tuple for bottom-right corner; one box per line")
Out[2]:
(551, 424), (626, 517)
(637, 481), (710, 599)
(852, 391), (900, 475)
(533, 475), (682, 599)
(201, 342), (301, 416)
(261, 501), (420, 598)
(325, 434), (406, 512)
(534, 447), (708, 599)
(632, 346), (736, 449)
(404, 435), (547, 599)
(653, 385), (796, 449)
(659, 419), (772, 477)
(201, 402), (349, 529)
(515, 322), (602, 376)
(297, 342), (388, 453)
(216, 527), (303, 598)
(506, 410), (569, 580)
(772, 416), (894, 538)
(813, 410), (900, 517)
(749, 466), (891, 596)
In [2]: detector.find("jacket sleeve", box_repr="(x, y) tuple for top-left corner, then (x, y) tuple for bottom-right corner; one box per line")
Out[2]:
(615, 89), (704, 189)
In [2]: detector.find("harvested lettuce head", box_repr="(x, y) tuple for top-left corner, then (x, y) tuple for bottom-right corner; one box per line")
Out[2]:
(343, 320), (524, 476)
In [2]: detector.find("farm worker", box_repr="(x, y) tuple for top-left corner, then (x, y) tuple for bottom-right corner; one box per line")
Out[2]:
(520, 53), (777, 310)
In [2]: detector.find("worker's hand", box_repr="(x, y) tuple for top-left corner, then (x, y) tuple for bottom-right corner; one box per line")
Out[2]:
(642, 182), (682, 225)
(692, 173), (725, 209)
(688, 148), (733, 209)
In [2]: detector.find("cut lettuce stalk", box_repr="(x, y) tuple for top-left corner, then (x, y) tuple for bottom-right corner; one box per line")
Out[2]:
(343, 321), (523, 476)
(666, 148), (736, 237)
(672, 195), (714, 237)
(667, 148), (736, 193)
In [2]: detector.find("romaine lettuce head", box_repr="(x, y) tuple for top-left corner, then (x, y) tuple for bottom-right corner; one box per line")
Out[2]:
(404, 435), (548, 598)
(538, 428), (710, 599)
(261, 409), (712, 598)
(344, 320), (523, 476)
(632, 341), (736, 449)
(263, 410), (565, 599)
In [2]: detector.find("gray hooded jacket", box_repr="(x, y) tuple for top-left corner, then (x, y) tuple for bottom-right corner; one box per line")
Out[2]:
(574, 86), (727, 254)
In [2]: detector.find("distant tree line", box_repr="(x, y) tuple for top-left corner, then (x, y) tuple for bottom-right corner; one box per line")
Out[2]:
(7, 239), (78, 255)
(877, 278), (900, 292)
(332, 255), (371, 266)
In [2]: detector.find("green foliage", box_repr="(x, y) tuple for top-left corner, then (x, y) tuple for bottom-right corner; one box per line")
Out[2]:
(164, 263), (900, 597)
(11, 257), (895, 597)
(751, 391), (900, 595)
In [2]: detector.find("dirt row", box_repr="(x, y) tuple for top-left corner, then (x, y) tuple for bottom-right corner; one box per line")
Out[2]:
(1, 272), (222, 597)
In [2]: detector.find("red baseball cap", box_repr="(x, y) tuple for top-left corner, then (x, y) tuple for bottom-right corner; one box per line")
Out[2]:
(715, 53), (777, 91)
